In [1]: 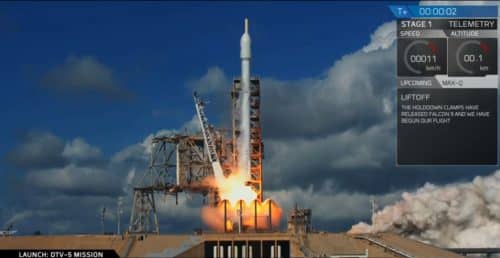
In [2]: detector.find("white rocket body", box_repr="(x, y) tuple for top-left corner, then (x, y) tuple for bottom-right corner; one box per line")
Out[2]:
(238, 18), (251, 178)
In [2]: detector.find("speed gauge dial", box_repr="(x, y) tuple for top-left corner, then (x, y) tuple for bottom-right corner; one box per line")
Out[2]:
(398, 38), (447, 76)
(448, 38), (497, 76)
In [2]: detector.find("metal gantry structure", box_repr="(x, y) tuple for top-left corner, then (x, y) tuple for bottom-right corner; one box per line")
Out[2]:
(128, 80), (264, 234)
(129, 187), (159, 234)
(128, 136), (180, 234)
(128, 132), (223, 234)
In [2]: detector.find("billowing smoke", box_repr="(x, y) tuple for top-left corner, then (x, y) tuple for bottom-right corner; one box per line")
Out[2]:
(350, 170), (500, 248)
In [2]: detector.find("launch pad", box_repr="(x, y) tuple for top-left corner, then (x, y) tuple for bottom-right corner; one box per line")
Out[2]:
(0, 232), (465, 258)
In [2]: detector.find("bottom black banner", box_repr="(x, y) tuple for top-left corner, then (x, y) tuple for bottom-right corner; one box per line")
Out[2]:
(0, 250), (119, 258)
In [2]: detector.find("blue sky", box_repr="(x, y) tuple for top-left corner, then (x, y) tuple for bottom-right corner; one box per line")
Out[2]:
(1, 1), (395, 156)
(5, 1), (497, 237)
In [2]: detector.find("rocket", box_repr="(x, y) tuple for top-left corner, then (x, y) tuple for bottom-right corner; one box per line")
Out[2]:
(239, 18), (251, 178)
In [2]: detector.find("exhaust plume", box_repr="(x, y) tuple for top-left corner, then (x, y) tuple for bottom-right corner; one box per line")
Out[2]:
(350, 170), (500, 248)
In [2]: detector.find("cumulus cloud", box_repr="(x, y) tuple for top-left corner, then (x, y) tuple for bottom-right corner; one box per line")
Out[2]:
(264, 119), (394, 189)
(112, 117), (201, 165)
(268, 183), (401, 223)
(3, 194), (126, 234)
(26, 164), (123, 196)
(3, 130), (169, 233)
(362, 21), (397, 53)
(261, 20), (396, 140)
(187, 66), (230, 95)
(111, 129), (175, 165)
(180, 115), (202, 134)
(263, 46), (395, 140)
(40, 56), (133, 99)
(5, 132), (104, 169)
(62, 138), (103, 165)
(2, 114), (206, 234)
(5, 131), (66, 169)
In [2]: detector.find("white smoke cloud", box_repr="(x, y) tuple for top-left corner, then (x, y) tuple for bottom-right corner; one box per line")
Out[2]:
(350, 170), (500, 248)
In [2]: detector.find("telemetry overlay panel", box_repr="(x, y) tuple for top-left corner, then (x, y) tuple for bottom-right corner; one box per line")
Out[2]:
(391, 5), (498, 165)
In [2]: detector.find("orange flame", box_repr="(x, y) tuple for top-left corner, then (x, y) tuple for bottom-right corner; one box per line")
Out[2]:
(201, 168), (282, 232)
(217, 173), (257, 204)
(202, 199), (282, 232)
(202, 166), (282, 232)
(225, 219), (234, 232)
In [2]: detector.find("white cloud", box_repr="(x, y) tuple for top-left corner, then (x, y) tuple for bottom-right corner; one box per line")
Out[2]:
(62, 138), (102, 162)
(26, 164), (123, 196)
(265, 119), (394, 189)
(40, 56), (133, 99)
(6, 131), (66, 169)
(187, 66), (229, 95)
(268, 183), (401, 222)
(362, 21), (397, 53)
(180, 115), (202, 134)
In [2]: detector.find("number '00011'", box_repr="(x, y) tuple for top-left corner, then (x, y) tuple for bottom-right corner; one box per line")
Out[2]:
(410, 55), (437, 63)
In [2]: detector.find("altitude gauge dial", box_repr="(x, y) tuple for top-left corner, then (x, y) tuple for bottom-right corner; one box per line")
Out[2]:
(398, 38), (447, 76)
(448, 38), (497, 77)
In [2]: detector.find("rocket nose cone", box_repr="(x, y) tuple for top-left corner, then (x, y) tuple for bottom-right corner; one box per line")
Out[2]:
(240, 18), (251, 59)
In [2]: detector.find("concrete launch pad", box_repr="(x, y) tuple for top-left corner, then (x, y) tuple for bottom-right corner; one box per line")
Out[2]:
(0, 232), (464, 258)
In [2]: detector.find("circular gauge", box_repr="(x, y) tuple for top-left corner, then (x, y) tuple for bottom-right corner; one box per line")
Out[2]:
(455, 40), (490, 75)
(403, 40), (440, 75)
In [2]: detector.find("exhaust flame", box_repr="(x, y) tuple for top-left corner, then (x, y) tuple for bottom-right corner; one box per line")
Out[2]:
(202, 199), (282, 232)
(201, 168), (282, 232)
(349, 170), (500, 248)
(218, 172), (256, 204)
